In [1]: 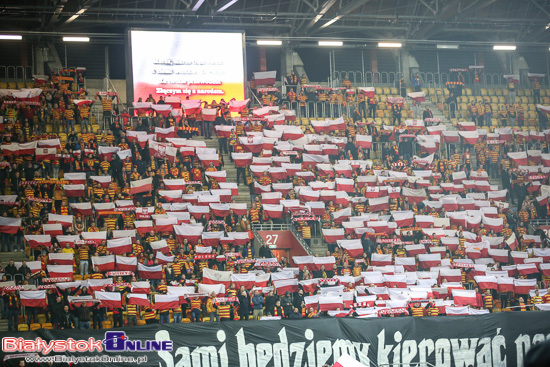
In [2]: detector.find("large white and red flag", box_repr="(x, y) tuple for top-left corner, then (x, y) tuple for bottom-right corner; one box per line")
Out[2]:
(127, 293), (150, 307)
(48, 214), (73, 228)
(181, 99), (202, 115)
(20, 290), (47, 308)
(130, 177), (153, 194)
(452, 289), (478, 307)
(87, 278), (113, 293)
(402, 188), (427, 204)
(115, 256), (137, 272)
(254, 71), (277, 86)
(202, 268), (233, 287)
(138, 264), (163, 279)
(201, 108), (217, 122)
(174, 223), (204, 244)
(371, 253), (392, 266)
(415, 215), (435, 228)
(394, 257), (416, 272)
(418, 253), (441, 269)
(92, 255), (115, 272)
(43, 224), (63, 236)
(239, 136), (264, 154)
(392, 211), (415, 227)
(152, 104), (172, 117)
(47, 265), (73, 279)
(337, 239), (363, 258)
(507, 151), (528, 166)
(332, 207), (352, 224)
(35, 147), (57, 161)
(48, 253), (74, 266)
(229, 99), (250, 112)
(63, 184), (85, 197)
(0, 217), (21, 234)
(231, 273), (256, 289)
(131, 281), (151, 294)
(154, 294), (180, 310)
(322, 228), (345, 243)
(70, 202), (93, 216)
(497, 277), (514, 293)
(383, 274), (407, 288)
(263, 204), (284, 219)
(155, 126), (176, 140)
(134, 220), (154, 235)
(474, 275), (498, 290)
(514, 279), (537, 294)
(107, 237), (132, 255)
(319, 294), (344, 311)
(81, 231), (107, 245)
(445, 306), (470, 316)
(95, 291), (122, 308)
(356, 135), (373, 149)
(25, 234), (51, 248)
(231, 152), (253, 167)
(405, 244), (426, 256)
(149, 141), (177, 162)
(273, 278), (299, 296)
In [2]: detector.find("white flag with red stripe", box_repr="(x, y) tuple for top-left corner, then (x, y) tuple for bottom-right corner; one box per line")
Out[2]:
(337, 239), (363, 258)
(254, 71), (277, 86)
(115, 256), (137, 272)
(107, 237), (132, 255)
(92, 255), (115, 272)
(25, 235), (51, 248)
(47, 265), (73, 279)
(202, 268), (233, 286)
(95, 291), (122, 308)
(452, 289), (478, 307)
(49, 253), (74, 265)
(229, 99), (250, 112)
(507, 151), (528, 166)
(273, 278), (299, 295)
(231, 273), (256, 289)
(134, 220), (154, 235)
(319, 294), (344, 311)
(514, 279), (537, 294)
(127, 293), (150, 307)
(130, 177), (153, 194)
(0, 217), (21, 234)
(48, 214), (73, 227)
(138, 264), (163, 279)
(154, 294), (180, 310)
(131, 281), (151, 294)
(43, 223), (63, 236)
(20, 290), (47, 308)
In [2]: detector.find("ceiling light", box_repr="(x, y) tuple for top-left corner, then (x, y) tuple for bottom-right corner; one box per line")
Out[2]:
(378, 42), (402, 48)
(257, 40), (282, 46)
(0, 35), (22, 40)
(437, 44), (459, 49)
(319, 41), (343, 47)
(63, 36), (90, 42)
(493, 45), (516, 51)
(192, 0), (206, 11)
(217, 0), (238, 12)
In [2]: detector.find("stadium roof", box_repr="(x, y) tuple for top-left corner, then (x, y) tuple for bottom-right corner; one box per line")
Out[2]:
(1, 0), (549, 46)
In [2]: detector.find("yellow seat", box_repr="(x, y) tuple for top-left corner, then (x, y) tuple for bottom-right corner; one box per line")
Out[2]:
(37, 314), (47, 324)
(102, 320), (112, 329)
(74, 274), (82, 280)
(383, 87), (390, 95)
(42, 322), (53, 329)
(182, 318), (191, 323)
(524, 90), (532, 96)
(30, 323), (41, 331)
(202, 317), (210, 322)
(375, 87), (383, 94)
(18, 324), (29, 332)
(391, 87), (398, 94)
(137, 319), (146, 326)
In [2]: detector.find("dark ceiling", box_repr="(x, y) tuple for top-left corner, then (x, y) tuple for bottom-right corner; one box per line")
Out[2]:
(1, 0), (550, 45)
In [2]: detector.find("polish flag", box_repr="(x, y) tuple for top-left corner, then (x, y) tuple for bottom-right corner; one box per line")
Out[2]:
(43, 223), (63, 236)
(155, 126), (176, 140)
(201, 108), (217, 122)
(25, 235), (51, 248)
(311, 120), (330, 134)
(138, 264), (163, 279)
(459, 131), (479, 145)
(229, 99), (250, 112)
(338, 239), (364, 258)
(70, 202), (93, 216)
(47, 265), (73, 279)
(149, 141), (178, 163)
(474, 275), (498, 290)
(356, 135), (373, 149)
(383, 274), (407, 288)
(63, 184), (85, 198)
(280, 109), (296, 121)
(174, 223), (204, 244)
(87, 278), (114, 293)
(182, 99), (202, 115)
(202, 268), (233, 287)
(231, 273), (256, 290)
(392, 211), (415, 227)
(215, 125), (235, 138)
(371, 254), (392, 266)
(452, 289), (478, 307)
(208, 203), (229, 218)
(415, 215), (435, 228)
(368, 196), (389, 212)
(115, 256), (137, 272)
(497, 277), (514, 293)
(98, 146), (121, 161)
(106, 237), (133, 255)
(335, 178), (354, 193)
(188, 205), (210, 220)
(239, 136), (264, 154)
(402, 188), (427, 204)
(0, 217), (20, 234)
(127, 293), (150, 307)
(418, 254), (441, 269)
(488, 249), (509, 263)
(92, 255), (115, 272)
(263, 204), (284, 219)
(95, 291), (122, 308)
(319, 294), (344, 311)
(514, 279), (537, 294)
(482, 216), (503, 233)
(254, 71), (277, 86)
(157, 190), (183, 203)
(154, 294), (179, 310)
(261, 192), (282, 205)
(163, 179), (186, 190)
(540, 264), (550, 277)
(405, 244), (426, 256)
(228, 203), (247, 216)
(511, 251), (528, 264)
(202, 232), (224, 247)
(48, 214), (73, 228)
(154, 217), (178, 233)
(34, 147), (57, 161)
(299, 279), (319, 294)
(272, 278), (299, 296)
(151, 104), (172, 117)
(130, 177), (153, 194)
(395, 257), (416, 272)
(231, 152), (253, 167)
(458, 121), (476, 131)
(49, 253), (74, 266)
(134, 220), (154, 235)
(20, 290), (47, 308)
(205, 170), (226, 183)
(90, 175), (111, 188)
(81, 231), (107, 245)
(440, 268), (462, 282)
(517, 263), (539, 276)
(253, 105), (279, 117)
(322, 228), (345, 243)
(131, 281), (151, 294)
(445, 306), (470, 316)
(507, 151), (528, 166)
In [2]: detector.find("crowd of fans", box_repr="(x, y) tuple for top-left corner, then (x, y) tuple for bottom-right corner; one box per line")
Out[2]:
(0, 68), (549, 334)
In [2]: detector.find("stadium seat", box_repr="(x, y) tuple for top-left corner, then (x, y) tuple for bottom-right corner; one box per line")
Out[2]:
(30, 323), (41, 331)
(391, 87), (398, 94)
(102, 320), (112, 329)
(37, 314), (47, 324)
(18, 324), (29, 332)
(202, 317), (210, 322)
(42, 323), (53, 329)
(182, 318), (191, 323)
(137, 320), (146, 326)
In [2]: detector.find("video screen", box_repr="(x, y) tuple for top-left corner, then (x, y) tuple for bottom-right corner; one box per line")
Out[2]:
(128, 30), (246, 102)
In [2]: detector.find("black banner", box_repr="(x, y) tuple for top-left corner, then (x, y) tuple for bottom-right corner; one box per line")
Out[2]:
(1, 312), (549, 366)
